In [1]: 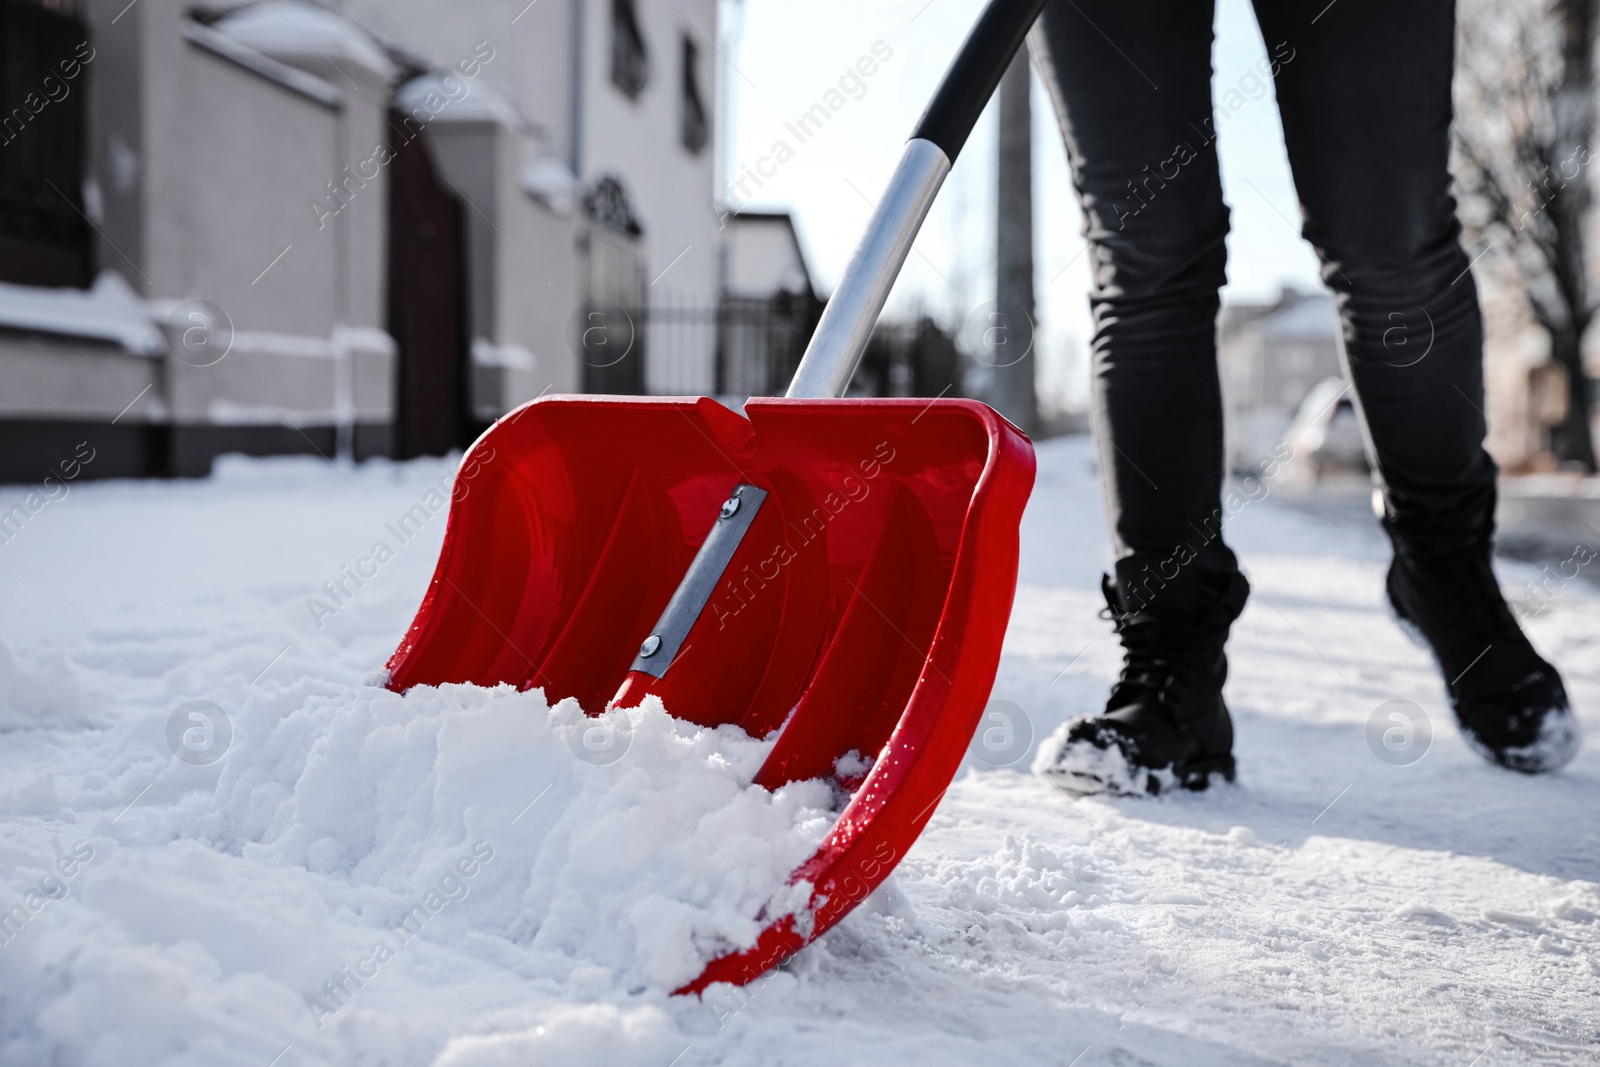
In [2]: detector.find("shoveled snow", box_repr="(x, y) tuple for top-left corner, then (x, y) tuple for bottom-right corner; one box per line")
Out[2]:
(0, 438), (1596, 1065)
(1031, 721), (1180, 797)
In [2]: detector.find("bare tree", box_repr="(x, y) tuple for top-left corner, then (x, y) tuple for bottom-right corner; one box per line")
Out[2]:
(1453, 0), (1598, 470)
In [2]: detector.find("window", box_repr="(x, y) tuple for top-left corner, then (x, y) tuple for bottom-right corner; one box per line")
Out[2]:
(0, 0), (91, 287)
(611, 0), (648, 100)
(680, 36), (708, 156)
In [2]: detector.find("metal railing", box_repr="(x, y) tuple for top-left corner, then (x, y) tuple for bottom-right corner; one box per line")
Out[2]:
(577, 297), (960, 401)
(579, 294), (822, 398)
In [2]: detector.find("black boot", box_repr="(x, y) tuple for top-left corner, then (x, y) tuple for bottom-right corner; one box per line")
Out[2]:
(1383, 487), (1580, 773)
(1036, 564), (1251, 796)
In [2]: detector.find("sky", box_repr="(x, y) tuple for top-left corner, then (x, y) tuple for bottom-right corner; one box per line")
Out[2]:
(719, 0), (1327, 404)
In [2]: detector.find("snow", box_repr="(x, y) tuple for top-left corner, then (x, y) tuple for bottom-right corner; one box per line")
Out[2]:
(520, 158), (580, 217)
(0, 272), (163, 354)
(1, 439), (1597, 1065)
(1032, 721), (1179, 797)
(214, 2), (396, 82)
(1489, 702), (1584, 773)
(397, 73), (525, 129)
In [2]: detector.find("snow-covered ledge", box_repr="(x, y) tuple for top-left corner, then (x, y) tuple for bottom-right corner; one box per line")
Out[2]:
(163, 325), (395, 428)
(0, 272), (397, 478)
(180, 19), (343, 110)
(0, 274), (165, 423)
(211, 1), (395, 91)
(0, 273), (163, 356)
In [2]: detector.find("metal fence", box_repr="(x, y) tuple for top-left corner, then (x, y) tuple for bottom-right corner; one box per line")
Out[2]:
(577, 297), (962, 400)
(856, 317), (962, 400)
(579, 294), (822, 398)
(650, 294), (821, 397)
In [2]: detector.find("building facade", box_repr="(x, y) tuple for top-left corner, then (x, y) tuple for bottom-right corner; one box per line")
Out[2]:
(0, 0), (726, 481)
(1217, 287), (1343, 473)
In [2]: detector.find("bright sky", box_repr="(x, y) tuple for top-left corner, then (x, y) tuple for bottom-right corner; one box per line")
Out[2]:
(721, 0), (1325, 404)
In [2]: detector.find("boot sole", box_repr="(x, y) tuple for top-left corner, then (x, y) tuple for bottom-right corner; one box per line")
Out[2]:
(1044, 750), (1236, 798)
(1175, 753), (1237, 792)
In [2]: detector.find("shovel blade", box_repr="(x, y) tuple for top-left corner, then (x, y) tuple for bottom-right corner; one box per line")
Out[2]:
(385, 394), (1035, 991)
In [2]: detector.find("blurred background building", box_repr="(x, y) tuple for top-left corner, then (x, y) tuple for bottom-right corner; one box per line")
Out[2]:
(1, 0), (1598, 489)
(0, 0), (823, 479)
(1217, 286), (1342, 472)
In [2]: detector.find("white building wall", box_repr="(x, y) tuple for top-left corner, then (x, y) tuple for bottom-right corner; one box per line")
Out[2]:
(489, 130), (582, 398)
(68, 0), (720, 445)
(75, 0), (395, 448)
(86, 0), (395, 338)
(580, 0), (719, 306)
(325, 0), (577, 161)
(149, 24), (342, 335)
(83, 0), (148, 283)
(331, 0), (721, 400)
(426, 119), (581, 399)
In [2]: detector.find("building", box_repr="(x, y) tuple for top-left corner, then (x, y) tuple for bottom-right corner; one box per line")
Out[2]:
(710, 210), (820, 397)
(323, 0), (723, 399)
(1, 0), (401, 477)
(0, 0), (726, 481)
(1217, 287), (1343, 472)
(1218, 280), (1598, 480)
(1478, 272), (1595, 476)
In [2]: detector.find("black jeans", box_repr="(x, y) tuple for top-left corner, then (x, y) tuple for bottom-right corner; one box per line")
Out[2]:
(1031, 0), (1498, 596)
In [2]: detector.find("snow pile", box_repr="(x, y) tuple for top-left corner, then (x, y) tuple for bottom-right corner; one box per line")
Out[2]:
(0, 677), (837, 1064)
(188, 681), (836, 992)
(0, 637), (100, 730)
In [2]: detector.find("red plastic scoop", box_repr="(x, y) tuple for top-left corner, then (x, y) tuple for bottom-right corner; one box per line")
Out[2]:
(385, 395), (1032, 991)
(385, 0), (1047, 992)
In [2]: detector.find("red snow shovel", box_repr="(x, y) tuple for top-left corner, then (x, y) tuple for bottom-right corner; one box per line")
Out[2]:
(386, 0), (1045, 994)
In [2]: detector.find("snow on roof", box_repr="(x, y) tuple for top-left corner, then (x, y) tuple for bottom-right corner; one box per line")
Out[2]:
(214, 1), (396, 83)
(396, 71), (525, 129)
(0, 272), (163, 355)
(520, 157), (578, 215)
(181, 18), (342, 109)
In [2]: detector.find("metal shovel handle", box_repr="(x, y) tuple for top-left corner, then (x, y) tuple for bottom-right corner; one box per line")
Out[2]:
(784, 0), (1050, 400)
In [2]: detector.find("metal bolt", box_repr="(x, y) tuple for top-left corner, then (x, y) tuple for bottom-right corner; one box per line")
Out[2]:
(720, 493), (742, 520)
(639, 634), (661, 658)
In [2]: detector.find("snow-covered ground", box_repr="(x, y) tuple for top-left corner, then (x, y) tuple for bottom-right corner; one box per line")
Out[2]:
(0, 436), (1596, 1066)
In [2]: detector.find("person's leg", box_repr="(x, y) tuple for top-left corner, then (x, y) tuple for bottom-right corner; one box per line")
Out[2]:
(1256, 0), (1578, 771)
(1031, 0), (1252, 795)
(1252, 0), (1492, 518)
(1031, 0), (1240, 592)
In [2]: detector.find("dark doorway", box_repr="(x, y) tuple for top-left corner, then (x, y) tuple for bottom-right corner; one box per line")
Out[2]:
(387, 114), (468, 459)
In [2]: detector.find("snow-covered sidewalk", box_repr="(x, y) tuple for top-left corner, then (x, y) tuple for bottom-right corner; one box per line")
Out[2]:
(0, 437), (1595, 1066)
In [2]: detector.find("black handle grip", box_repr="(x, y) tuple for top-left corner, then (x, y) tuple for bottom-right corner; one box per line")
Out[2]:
(909, 0), (1050, 161)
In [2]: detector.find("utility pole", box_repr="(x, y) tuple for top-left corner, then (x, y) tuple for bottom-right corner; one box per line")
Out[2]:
(991, 48), (1038, 435)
